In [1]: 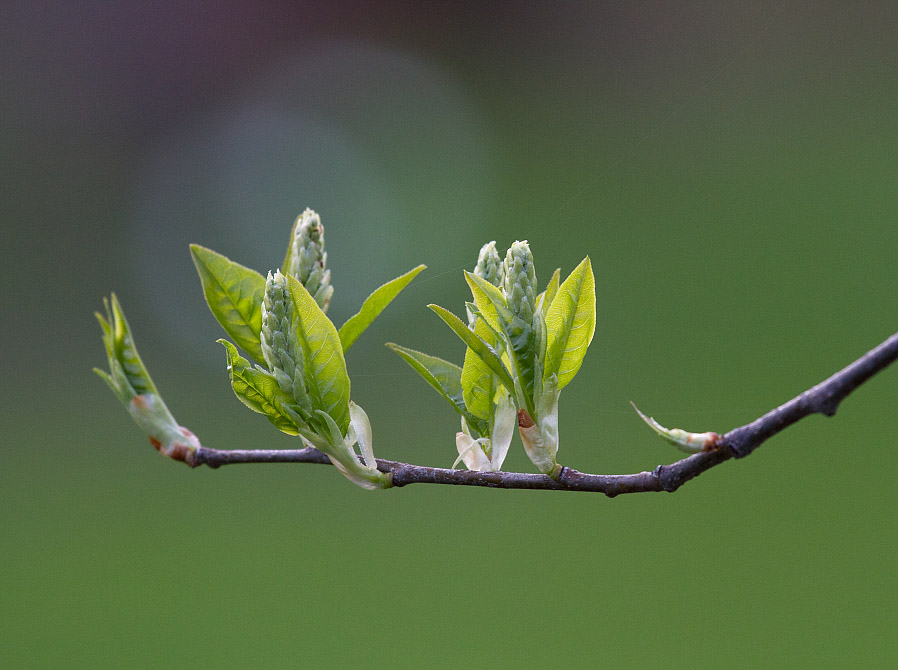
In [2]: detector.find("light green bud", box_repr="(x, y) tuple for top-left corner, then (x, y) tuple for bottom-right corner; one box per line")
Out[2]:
(503, 240), (537, 325)
(260, 271), (312, 414)
(474, 241), (505, 288)
(285, 208), (334, 312)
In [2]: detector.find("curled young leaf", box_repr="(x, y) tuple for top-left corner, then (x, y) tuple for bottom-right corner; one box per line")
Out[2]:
(219, 339), (303, 436)
(466, 271), (537, 414)
(95, 295), (199, 463)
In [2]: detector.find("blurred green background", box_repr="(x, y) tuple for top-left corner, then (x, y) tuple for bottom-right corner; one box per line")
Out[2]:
(3, 2), (897, 667)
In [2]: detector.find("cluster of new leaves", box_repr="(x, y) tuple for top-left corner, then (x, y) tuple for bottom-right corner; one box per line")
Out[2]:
(99, 209), (425, 488)
(388, 241), (596, 479)
(190, 209), (425, 488)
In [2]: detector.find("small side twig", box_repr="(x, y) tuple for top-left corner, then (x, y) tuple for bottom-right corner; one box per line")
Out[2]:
(189, 330), (898, 496)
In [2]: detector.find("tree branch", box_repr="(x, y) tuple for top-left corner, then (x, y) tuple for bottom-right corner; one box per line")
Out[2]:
(189, 330), (898, 496)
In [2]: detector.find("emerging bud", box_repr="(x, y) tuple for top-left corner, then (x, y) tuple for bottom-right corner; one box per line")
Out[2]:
(285, 208), (334, 312)
(631, 402), (721, 453)
(260, 271), (312, 415)
(503, 240), (537, 325)
(95, 294), (200, 464)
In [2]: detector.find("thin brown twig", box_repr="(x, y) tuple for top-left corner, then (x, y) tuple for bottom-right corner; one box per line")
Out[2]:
(189, 330), (898, 496)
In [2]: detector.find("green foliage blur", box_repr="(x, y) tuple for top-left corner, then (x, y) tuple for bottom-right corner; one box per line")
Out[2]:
(3, 3), (897, 667)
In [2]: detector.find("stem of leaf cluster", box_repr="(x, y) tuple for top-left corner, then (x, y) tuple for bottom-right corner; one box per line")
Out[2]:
(189, 330), (898, 496)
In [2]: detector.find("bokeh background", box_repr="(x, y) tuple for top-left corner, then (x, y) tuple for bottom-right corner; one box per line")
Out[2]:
(3, 2), (897, 667)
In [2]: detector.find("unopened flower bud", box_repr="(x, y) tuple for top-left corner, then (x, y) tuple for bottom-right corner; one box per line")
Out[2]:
(260, 271), (311, 414)
(285, 208), (334, 312)
(503, 240), (537, 325)
(474, 241), (505, 288)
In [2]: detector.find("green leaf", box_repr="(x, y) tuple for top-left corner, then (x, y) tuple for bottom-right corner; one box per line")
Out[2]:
(544, 257), (596, 390)
(281, 216), (301, 277)
(466, 272), (537, 414)
(219, 340), (302, 435)
(427, 304), (516, 395)
(338, 264), (426, 352)
(464, 270), (510, 335)
(386, 343), (486, 434)
(95, 293), (158, 397)
(190, 244), (266, 365)
(537, 268), (561, 313)
(287, 275), (351, 434)
(461, 318), (496, 421)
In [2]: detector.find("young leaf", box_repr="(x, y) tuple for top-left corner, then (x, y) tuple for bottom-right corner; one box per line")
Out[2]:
(338, 264), (426, 352)
(464, 270), (510, 335)
(544, 257), (596, 390)
(287, 275), (351, 434)
(96, 293), (158, 397)
(461, 318), (496, 421)
(190, 244), (266, 364)
(386, 344), (460, 411)
(427, 304), (516, 394)
(281, 215), (301, 278)
(537, 268), (561, 313)
(466, 271), (538, 413)
(219, 340), (302, 435)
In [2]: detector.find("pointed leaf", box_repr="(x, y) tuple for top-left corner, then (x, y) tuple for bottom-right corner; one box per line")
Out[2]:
(537, 268), (561, 313)
(287, 275), (351, 433)
(190, 244), (266, 364)
(427, 304), (516, 394)
(464, 271), (510, 335)
(461, 318), (496, 421)
(281, 216), (301, 277)
(96, 293), (158, 397)
(219, 340), (301, 435)
(467, 271), (537, 413)
(338, 264), (426, 352)
(385, 343), (487, 435)
(544, 257), (596, 390)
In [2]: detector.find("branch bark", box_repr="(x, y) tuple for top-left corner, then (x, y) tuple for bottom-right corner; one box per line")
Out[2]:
(190, 330), (898, 496)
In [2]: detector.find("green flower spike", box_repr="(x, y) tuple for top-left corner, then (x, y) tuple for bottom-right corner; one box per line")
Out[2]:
(255, 273), (389, 490)
(260, 270), (313, 418)
(94, 295), (200, 464)
(283, 208), (334, 312)
(503, 240), (537, 326)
